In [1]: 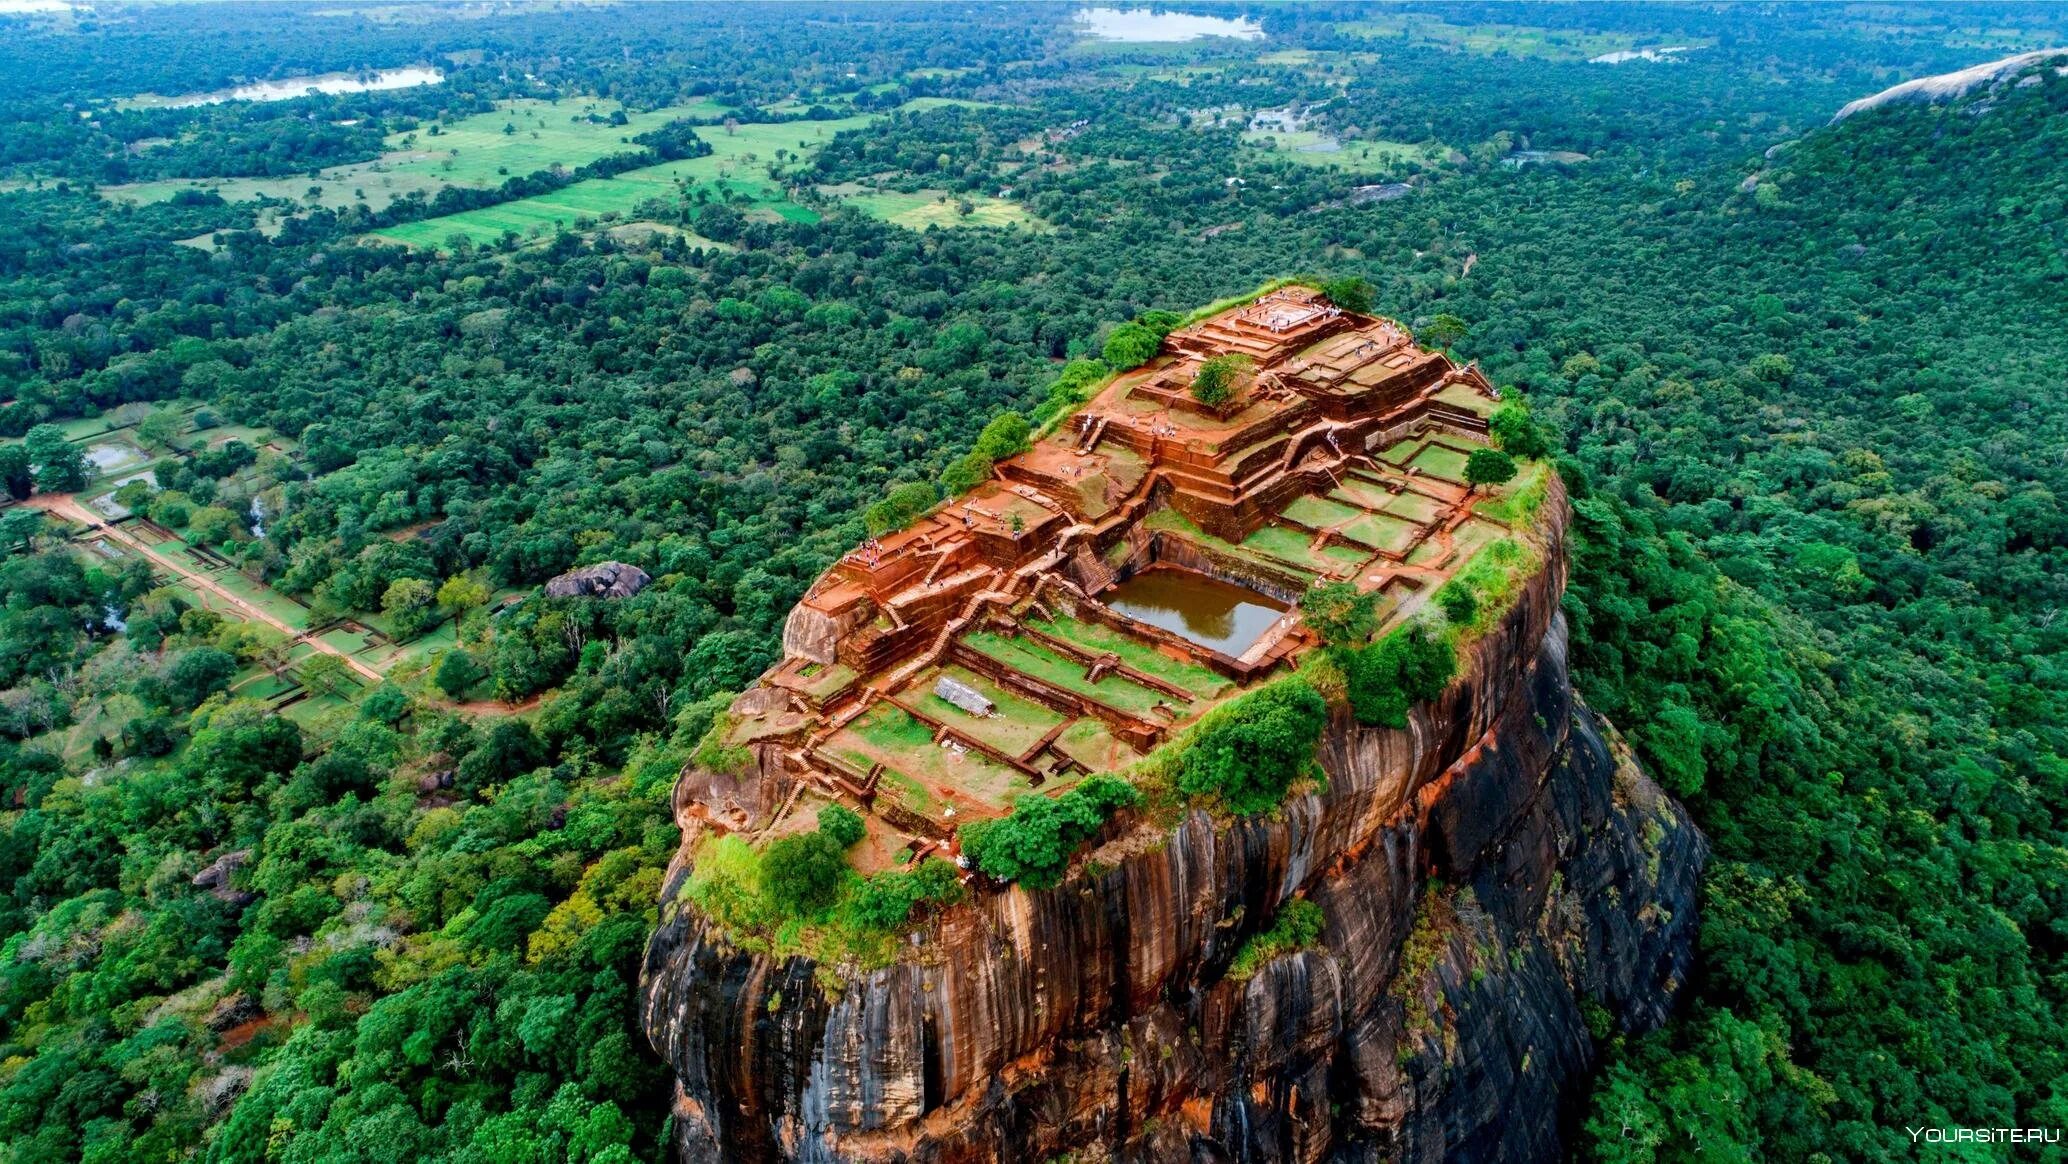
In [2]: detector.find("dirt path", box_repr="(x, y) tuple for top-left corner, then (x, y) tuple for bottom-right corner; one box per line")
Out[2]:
(29, 494), (385, 685)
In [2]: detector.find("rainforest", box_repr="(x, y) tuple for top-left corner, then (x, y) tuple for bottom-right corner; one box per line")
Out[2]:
(0, 3), (2063, 1162)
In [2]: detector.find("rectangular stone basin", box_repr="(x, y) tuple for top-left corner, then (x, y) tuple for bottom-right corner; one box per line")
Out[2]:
(1102, 566), (1289, 657)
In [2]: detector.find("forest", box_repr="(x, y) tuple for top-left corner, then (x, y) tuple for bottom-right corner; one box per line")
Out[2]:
(0, 2), (2063, 1161)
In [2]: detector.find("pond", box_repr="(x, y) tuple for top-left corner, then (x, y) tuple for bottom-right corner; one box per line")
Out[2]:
(1103, 566), (1288, 656)
(137, 66), (444, 108)
(1074, 7), (1264, 42)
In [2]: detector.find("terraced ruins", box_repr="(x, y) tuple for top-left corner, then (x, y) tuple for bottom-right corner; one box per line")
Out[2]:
(695, 287), (1511, 864)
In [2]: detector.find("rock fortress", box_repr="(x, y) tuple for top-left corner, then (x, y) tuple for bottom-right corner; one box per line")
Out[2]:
(642, 283), (1708, 1163)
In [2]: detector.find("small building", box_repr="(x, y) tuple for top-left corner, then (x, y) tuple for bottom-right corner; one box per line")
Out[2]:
(933, 675), (994, 718)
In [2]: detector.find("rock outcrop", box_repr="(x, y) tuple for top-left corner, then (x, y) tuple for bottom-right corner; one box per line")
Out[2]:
(640, 492), (1709, 1162)
(544, 560), (651, 599)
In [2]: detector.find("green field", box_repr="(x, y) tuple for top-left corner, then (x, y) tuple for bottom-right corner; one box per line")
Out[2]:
(1242, 130), (1429, 169)
(836, 188), (1039, 231)
(1341, 15), (1713, 61)
(102, 96), (735, 213)
(375, 101), (1004, 249)
(372, 110), (891, 248)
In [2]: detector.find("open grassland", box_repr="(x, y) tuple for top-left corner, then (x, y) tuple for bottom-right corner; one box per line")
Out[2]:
(101, 96), (733, 213)
(1242, 130), (1429, 169)
(376, 101), (1004, 249)
(836, 188), (1039, 231)
(1341, 15), (1714, 61)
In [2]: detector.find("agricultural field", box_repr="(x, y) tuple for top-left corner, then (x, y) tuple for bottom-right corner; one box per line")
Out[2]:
(100, 95), (734, 213)
(1241, 130), (1431, 169)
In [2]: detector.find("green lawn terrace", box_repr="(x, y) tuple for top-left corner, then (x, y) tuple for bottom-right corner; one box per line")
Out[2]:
(692, 286), (1536, 870)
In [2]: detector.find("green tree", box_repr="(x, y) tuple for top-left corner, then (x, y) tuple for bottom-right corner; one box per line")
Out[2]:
(1101, 322), (1161, 369)
(1176, 682), (1328, 814)
(23, 424), (86, 493)
(435, 574), (492, 615)
(1488, 400), (1552, 460)
(382, 577), (438, 637)
(958, 775), (1137, 889)
(817, 803), (865, 848)
(1421, 312), (1468, 352)
(0, 445), (32, 500)
(1321, 276), (1374, 314)
(435, 649), (485, 699)
(298, 652), (351, 698)
(187, 505), (244, 545)
(136, 409), (185, 449)
(759, 830), (846, 915)
(1464, 448), (1517, 493)
(1302, 581), (1377, 649)
(1191, 354), (1241, 407)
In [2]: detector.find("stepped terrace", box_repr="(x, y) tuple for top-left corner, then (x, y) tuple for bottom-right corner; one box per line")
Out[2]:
(696, 287), (1514, 869)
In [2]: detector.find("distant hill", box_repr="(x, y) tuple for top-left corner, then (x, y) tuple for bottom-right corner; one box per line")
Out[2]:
(1832, 48), (2068, 121)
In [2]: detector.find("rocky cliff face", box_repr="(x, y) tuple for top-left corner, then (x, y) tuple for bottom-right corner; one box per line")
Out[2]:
(641, 500), (1707, 1162)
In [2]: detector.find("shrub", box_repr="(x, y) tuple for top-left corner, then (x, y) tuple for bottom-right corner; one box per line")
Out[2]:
(1228, 898), (1326, 980)
(690, 710), (752, 775)
(759, 830), (847, 915)
(1435, 583), (1479, 626)
(1177, 681), (1329, 815)
(1303, 581), (1377, 649)
(958, 775), (1138, 889)
(1101, 321), (1161, 369)
(1033, 358), (1110, 425)
(1346, 625), (1456, 728)
(865, 479), (940, 535)
(818, 803), (866, 848)
(840, 858), (966, 930)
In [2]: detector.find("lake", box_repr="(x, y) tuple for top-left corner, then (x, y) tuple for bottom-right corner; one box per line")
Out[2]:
(1075, 7), (1263, 43)
(132, 66), (444, 109)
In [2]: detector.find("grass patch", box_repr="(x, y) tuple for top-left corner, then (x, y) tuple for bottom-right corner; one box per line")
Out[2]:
(1336, 511), (1421, 554)
(960, 632), (1168, 717)
(1241, 130), (1429, 169)
(1280, 494), (1364, 530)
(1473, 460), (1552, 527)
(1228, 898), (1325, 981)
(906, 666), (1065, 757)
(1408, 443), (1471, 483)
(837, 188), (1039, 231)
(104, 96), (733, 214)
(372, 108), (895, 248)
(1027, 613), (1232, 701)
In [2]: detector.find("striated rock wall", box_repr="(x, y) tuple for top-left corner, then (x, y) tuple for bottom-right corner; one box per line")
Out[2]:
(641, 492), (1708, 1162)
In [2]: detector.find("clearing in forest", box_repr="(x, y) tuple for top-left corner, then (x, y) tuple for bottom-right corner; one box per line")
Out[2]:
(100, 96), (734, 213)
(372, 101), (997, 249)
